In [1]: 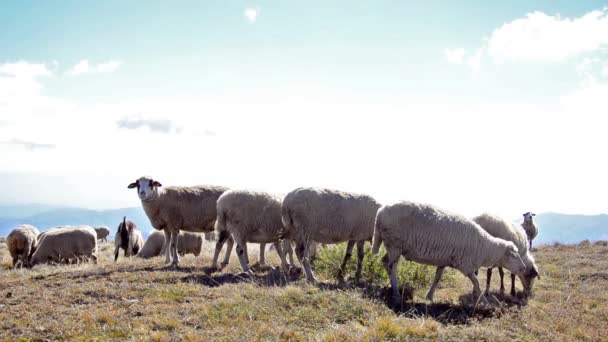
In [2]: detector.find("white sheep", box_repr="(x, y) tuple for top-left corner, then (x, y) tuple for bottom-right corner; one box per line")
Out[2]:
(7, 224), (40, 268)
(128, 176), (228, 267)
(31, 226), (98, 266)
(114, 216), (144, 262)
(282, 187), (381, 283)
(137, 230), (204, 259)
(94, 226), (111, 242)
(372, 201), (526, 303)
(473, 213), (540, 296)
(522, 212), (538, 249)
(213, 190), (291, 273)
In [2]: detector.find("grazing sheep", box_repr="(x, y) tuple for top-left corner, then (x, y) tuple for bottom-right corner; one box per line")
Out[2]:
(7, 225), (40, 268)
(94, 226), (111, 242)
(473, 213), (540, 296)
(128, 176), (229, 267)
(137, 230), (204, 259)
(213, 190), (291, 273)
(282, 187), (381, 283)
(114, 216), (144, 262)
(372, 202), (526, 303)
(522, 212), (538, 249)
(30, 226), (98, 266)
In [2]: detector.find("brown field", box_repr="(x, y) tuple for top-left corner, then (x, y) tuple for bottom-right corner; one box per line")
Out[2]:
(0, 239), (607, 341)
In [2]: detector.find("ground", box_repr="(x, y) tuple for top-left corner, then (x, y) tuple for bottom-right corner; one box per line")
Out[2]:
(0, 239), (607, 341)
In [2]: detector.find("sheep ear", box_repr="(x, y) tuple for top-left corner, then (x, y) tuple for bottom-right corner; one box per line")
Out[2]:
(128, 182), (138, 189)
(152, 181), (162, 187)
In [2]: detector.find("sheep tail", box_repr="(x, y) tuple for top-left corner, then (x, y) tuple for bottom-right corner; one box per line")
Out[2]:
(371, 212), (382, 254)
(214, 207), (227, 233)
(281, 206), (294, 237)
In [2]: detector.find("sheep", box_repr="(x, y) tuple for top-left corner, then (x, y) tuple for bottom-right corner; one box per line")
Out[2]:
(128, 176), (229, 267)
(281, 187), (381, 283)
(114, 216), (144, 262)
(30, 226), (98, 266)
(522, 212), (538, 249)
(94, 226), (111, 242)
(213, 190), (292, 273)
(473, 213), (540, 297)
(137, 230), (204, 259)
(372, 201), (527, 303)
(7, 225), (40, 268)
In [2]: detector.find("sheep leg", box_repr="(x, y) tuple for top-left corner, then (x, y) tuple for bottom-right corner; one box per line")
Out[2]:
(467, 272), (482, 299)
(273, 241), (289, 273)
(354, 240), (365, 284)
(283, 239), (296, 267)
(485, 268), (493, 295)
(114, 246), (120, 262)
(235, 237), (251, 273)
(221, 235), (234, 267)
(259, 243), (267, 265)
(296, 239), (318, 283)
(170, 230), (180, 267)
(12, 256), (19, 269)
(498, 267), (505, 293)
(382, 248), (401, 305)
(164, 229), (172, 264)
(338, 240), (356, 282)
(211, 230), (230, 269)
(426, 266), (445, 301)
(510, 273), (516, 296)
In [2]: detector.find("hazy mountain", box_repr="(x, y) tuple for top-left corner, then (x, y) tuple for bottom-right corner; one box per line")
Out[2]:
(0, 206), (154, 238)
(1, 206), (607, 244)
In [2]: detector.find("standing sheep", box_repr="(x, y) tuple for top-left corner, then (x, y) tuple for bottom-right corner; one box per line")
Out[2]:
(282, 187), (381, 283)
(213, 190), (291, 273)
(473, 213), (540, 296)
(372, 202), (526, 303)
(114, 216), (144, 262)
(127, 176), (229, 267)
(31, 226), (98, 266)
(7, 225), (40, 268)
(94, 226), (111, 242)
(522, 212), (538, 249)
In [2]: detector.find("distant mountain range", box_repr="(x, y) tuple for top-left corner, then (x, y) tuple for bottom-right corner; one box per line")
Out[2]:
(0, 205), (607, 244)
(0, 205), (155, 238)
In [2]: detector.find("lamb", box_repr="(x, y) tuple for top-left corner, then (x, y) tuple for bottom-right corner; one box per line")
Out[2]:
(522, 212), (538, 249)
(137, 230), (204, 258)
(128, 176), (229, 267)
(114, 216), (144, 262)
(30, 226), (98, 266)
(281, 187), (381, 283)
(213, 190), (291, 273)
(94, 226), (111, 242)
(7, 224), (40, 268)
(372, 201), (526, 303)
(472, 213), (540, 297)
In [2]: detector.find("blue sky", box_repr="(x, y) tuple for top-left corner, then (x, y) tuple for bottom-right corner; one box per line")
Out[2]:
(1, 1), (608, 218)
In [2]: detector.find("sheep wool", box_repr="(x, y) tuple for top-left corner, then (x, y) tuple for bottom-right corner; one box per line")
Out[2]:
(30, 226), (98, 266)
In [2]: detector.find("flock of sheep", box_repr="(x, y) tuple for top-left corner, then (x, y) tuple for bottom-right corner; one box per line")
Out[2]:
(6, 175), (540, 305)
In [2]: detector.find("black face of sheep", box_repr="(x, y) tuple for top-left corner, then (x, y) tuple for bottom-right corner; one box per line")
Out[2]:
(128, 177), (162, 201)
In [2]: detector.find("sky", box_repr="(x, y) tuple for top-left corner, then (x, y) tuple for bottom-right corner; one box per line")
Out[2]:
(1, 1), (608, 218)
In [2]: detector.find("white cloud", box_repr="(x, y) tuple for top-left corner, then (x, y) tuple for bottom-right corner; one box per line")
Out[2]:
(488, 9), (608, 63)
(67, 59), (122, 76)
(444, 48), (466, 64)
(244, 7), (259, 23)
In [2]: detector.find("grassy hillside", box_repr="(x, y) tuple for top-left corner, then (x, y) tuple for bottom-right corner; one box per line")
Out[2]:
(0, 240), (607, 341)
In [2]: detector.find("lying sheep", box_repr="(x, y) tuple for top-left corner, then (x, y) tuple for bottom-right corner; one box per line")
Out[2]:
(372, 202), (526, 303)
(473, 213), (540, 296)
(94, 226), (111, 242)
(114, 216), (144, 262)
(31, 226), (98, 266)
(137, 230), (204, 258)
(522, 212), (538, 249)
(282, 187), (381, 283)
(128, 176), (229, 267)
(7, 224), (40, 268)
(213, 190), (291, 273)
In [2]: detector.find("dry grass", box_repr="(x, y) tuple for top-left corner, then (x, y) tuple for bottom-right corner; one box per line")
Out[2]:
(0, 239), (607, 341)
